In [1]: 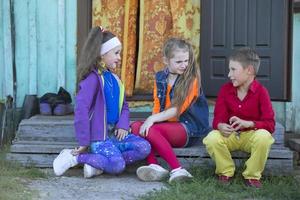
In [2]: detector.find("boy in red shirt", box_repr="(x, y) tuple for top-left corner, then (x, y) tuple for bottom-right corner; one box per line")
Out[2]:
(203, 47), (275, 188)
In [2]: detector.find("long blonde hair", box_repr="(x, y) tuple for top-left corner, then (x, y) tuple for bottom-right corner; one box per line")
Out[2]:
(76, 27), (116, 92)
(162, 38), (201, 112)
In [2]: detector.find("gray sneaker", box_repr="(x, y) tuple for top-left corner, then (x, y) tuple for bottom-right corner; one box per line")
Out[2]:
(136, 164), (169, 181)
(83, 164), (103, 178)
(168, 168), (193, 184)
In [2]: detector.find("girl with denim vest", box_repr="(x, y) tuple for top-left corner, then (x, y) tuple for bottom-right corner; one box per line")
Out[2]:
(131, 38), (211, 183)
(53, 27), (150, 178)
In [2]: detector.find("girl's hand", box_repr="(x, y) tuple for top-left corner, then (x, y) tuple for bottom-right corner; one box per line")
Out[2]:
(139, 116), (155, 137)
(72, 146), (88, 155)
(217, 123), (234, 137)
(229, 116), (254, 131)
(115, 128), (129, 141)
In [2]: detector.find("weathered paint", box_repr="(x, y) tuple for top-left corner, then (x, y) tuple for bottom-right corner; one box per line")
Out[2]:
(0, 1), (3, 100)
(268, 13), (300, 133)
(286, 13), (300, 133)
(293, 13), (300, 133)
(0, 0), (14, 101)
(2, 0), (77, 107)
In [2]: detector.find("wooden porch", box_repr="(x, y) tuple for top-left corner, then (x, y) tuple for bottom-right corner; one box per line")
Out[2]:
(5, 112), (295, 175)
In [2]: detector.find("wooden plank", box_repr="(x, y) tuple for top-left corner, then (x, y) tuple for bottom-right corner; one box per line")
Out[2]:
(172, 146), (293, 159)
(288, 138), (300, 152)
(0, 2), (4, 99)
(2, 0), (14, 98)
(10, 143), (76, 153)
(6, 153), (294, 174)
(65, 0), (77, 101)
(173, 158), (294, 175)
(6, 153), (57, 168)
(12, 140), (77, 145)
(9, 139), (294, 159)
(28, 0), (38, 94)
(291, 13), (300, 133)
(14, 0), (30, 106)
(57, 0), (66, 88)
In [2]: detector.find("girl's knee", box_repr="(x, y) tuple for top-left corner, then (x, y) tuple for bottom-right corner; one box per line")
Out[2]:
(130, 121), (143, 135)
(137, 140), (151, 157)
(108, 156), (126, 174)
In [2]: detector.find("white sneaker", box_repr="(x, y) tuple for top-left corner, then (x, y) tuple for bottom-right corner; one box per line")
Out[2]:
(83, 164), (103, 178)
(136, 164), (169, 181)
(168, 168), (193, 183)
(53, 149), (78, 176)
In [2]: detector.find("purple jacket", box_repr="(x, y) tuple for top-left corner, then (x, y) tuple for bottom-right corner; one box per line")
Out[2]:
(74, 70), (130, 146)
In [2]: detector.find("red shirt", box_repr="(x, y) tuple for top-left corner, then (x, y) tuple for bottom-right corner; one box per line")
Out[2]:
(213, 79), (275, 133)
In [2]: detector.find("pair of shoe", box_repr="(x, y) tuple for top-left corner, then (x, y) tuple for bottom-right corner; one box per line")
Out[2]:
(40, 103), (73, 116)
(136, 164), (193, 184)
(217, 175), (262, 188)
(53, 149), (103, 178)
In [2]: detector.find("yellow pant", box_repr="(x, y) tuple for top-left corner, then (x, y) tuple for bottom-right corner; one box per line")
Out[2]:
(203, 129), (274, 180)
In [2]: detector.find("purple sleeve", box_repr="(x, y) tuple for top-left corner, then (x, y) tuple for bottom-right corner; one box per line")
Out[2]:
(116, 96), (130, 131)
(74, 73), (98, 146)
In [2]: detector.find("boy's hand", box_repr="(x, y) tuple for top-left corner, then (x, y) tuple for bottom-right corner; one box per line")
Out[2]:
(217, 123), (234, 137)
(115, 128), (129, 141)
(229, 116), (254, 131)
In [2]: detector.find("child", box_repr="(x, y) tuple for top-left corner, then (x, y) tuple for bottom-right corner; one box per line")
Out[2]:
(53, 26), (150, 178)
(203, 47), (275, 188)
(131, 38), (211, 183)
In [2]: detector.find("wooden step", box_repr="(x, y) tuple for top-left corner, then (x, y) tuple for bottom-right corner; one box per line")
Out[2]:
(14, 114), (285, 144)
(6, 146), (294, 174)
(6, 113), (291, 173)
(9, 141), (293, 159)
(288, 138), (300, 152)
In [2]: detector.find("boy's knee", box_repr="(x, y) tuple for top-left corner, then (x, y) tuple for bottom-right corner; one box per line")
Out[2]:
(203, 130), (223, 146)
(253, 129), (274, 145)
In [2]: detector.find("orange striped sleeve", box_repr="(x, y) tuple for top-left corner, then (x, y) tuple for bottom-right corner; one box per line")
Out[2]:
(152, 81), (160, 114)
(179, 79), (199, 115)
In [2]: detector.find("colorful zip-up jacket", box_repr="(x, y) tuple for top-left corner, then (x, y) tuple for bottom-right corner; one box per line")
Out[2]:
(74, 69), (129, 146)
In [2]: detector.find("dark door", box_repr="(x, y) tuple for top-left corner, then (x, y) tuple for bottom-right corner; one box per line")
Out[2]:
(200, 0), (291, 100)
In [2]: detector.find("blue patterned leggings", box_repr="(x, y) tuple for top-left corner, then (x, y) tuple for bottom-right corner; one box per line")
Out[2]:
(77, 134), (150, 174)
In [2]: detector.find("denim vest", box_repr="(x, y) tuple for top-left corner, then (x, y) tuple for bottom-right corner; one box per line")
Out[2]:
(155, 68), (211, 146)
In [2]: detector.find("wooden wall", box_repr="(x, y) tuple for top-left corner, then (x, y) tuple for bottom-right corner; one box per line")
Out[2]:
(0, 0), (77, 107)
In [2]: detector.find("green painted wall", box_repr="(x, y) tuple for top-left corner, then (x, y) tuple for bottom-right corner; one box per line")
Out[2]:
(1, 0), (77, 107)
(285, 13), (300, 133)
(0, 0), (14, 101)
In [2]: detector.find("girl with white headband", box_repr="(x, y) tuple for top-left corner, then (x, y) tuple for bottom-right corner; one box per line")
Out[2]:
(53, 26), (150, 178)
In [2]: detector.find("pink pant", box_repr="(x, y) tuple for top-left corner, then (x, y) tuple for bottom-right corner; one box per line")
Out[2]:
(131, 121), (187, 170)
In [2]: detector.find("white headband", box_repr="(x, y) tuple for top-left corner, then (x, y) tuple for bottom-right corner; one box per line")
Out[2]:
(100, 37), (121, 55)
